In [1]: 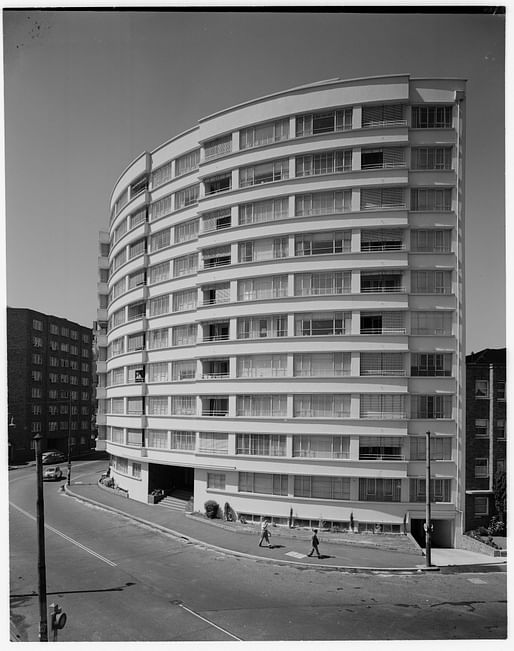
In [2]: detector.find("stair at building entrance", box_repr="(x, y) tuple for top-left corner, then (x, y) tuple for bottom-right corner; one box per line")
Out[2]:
(158, 492), (192, 512)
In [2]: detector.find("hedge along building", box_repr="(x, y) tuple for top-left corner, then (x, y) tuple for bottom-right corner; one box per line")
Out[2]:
(96, 74), (466, 546)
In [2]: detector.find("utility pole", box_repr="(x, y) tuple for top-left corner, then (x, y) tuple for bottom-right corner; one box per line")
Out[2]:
(34, 433), (48, 641)
(425, 430), (432, 568)
(66, 393), (72, 486)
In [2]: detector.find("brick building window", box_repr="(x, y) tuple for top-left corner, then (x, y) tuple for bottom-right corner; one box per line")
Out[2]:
(474, 496), (489, 516)
(475, 419), (488, 438)
(474, 458), (489, 479)
(475, 379), (489, 398)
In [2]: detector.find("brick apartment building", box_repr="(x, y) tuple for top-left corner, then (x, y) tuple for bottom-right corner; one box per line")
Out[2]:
(7, 307), (95, 463)
(465, 348), (506, 531)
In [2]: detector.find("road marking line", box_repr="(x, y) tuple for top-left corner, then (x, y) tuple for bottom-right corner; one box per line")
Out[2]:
(468, 578), (487, 584)
(9, 502), (117, 567)
(178, 603), (242, 641)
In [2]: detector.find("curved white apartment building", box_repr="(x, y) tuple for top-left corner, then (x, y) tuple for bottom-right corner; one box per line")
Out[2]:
(96, 74), (466, 546)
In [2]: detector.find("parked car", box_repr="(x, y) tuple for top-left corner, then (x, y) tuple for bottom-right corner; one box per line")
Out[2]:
(43, 466), (63, 481)
(42, 450), (66, 465)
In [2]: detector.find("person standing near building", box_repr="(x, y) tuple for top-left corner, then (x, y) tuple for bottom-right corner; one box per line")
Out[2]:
(307, 529), (321, 558)
(259, 519), (271, 547)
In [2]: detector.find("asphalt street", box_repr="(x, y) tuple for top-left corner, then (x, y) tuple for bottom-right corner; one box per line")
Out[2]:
(8, 460), (508, 642)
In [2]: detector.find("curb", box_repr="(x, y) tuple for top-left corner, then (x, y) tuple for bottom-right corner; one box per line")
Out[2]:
(63, 484), (505, 574)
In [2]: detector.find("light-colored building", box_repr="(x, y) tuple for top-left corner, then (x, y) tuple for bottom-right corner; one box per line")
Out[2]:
(96, 74), (466, 546)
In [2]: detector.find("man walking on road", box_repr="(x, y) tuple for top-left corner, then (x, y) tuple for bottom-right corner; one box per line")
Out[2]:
(307, 529), (321, 558)
(259, 519), (272, 547)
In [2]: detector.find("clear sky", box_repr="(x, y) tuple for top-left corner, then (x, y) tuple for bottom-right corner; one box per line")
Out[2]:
(2, 7), (505, 354)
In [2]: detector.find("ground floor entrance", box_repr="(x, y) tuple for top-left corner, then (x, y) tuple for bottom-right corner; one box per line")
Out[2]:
(148, 463), (194, 497)
(411, 518), (454, 548)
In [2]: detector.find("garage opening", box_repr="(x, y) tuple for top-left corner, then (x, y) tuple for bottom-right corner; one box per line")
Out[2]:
(148, 464), (194, 499)
(411, 518), (453, 548)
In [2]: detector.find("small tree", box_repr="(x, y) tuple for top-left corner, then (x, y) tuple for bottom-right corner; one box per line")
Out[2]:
(493, 469), (507, 529)
(204, 500), (219, 519)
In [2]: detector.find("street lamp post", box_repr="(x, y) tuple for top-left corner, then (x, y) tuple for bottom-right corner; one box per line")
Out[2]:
(425, 430), (432, 568)
(34, 433), (49, 642)
(66, 393), (72, 486)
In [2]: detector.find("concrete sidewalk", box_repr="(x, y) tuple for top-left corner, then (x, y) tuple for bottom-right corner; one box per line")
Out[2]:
(63, 476), (507, 574)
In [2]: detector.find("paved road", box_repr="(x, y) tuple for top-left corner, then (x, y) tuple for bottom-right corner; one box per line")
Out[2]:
(8, 461), (508, 642)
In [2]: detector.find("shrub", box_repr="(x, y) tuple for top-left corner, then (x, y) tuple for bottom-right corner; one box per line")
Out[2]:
(487, 516), (505, 536)
(204, 500), (219, 519)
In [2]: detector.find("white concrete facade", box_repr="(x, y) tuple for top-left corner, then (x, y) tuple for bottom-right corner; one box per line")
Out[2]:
(97, 75), (466, 544)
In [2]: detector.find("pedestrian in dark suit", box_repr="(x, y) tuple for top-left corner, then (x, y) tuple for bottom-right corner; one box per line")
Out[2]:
(307, 529), (321, 558)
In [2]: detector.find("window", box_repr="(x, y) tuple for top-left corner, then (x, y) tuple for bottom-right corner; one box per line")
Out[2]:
(175, 149), (200, 176)
(111, 249), (126, 272)
(132, 462), (142, 479)
(127, 397), (143, 415)
(149, 295), (169, 317)
(296, 190), (351, 216)
(111, 428), (124, 444)
(240, 158), (289, 187)
(293, 394), (350, 418)
(411, 311), (452, 336)
(411, 395), (452, 419)
(32, 353), (42, 364)
(411, 188), (452, 211)
(360, 187), (405, 210)
(239, 198), (289, 225)
(127, 333), (145, 352)
(32, 404), (42, 415)
(32, 336), (42, 348)
(114, 219), (128, 243)
(359, 437), (403, 461)
(207, 473), (226, 490)
(146, 362), (167, 383)
(410, 437), (452, 461)
(127, 302), (146, 321)
(294, 352), (350, 377)
(148, 261), (170, 285)
(411, 105), (453, 129)
(175, 184), (199, 209)
(296, 150), (351, 176)
(50, 324), (59, 335)
(361, 353), (404, 376)
(128, 269), (146, 289)
(173, 253), (197, 278)
(411, 271), (451, 294)
(497, 381), (506, 400)
(295, 475), (351, 500)
(173, 324), (196, 346)
(295, 312), (351, 336)
(238, 275), (288, 301)
(173, 289), (197, 312)
(151, 161), (172, 188)
(360, 394), (405, 419)
(202, 358), (229, 379)
(175, 219), (198, 243)
(32, 319), (43, 330)
(203, 321), (229, 342)
(128, 238), (146, 259)
(150, 228), (171, 252)
(359, 478), (402, 502)
(361, 229), (403, 252)
(111, 398), (124, 414)
(32, 388), (42, 398)
(296, 108), (352, 136)
(236, 395), (287, 418)
(198, 432), (228, 454)
(237, 354), (287, 378)
(362, 104), (405, 128)
(150, 194), (173, 221)
(115, 188), (129, 215)
(295, 272), (351, 296)
(239, 472), (288, 495)
(411, 353), (452, 377)
(474, 496), (489, 516)
(127, 430), (143, 446)
(236, 434), (286, 456)
(361, 147), (405, 169)
(475, 419), (489, 438)
(411, 147), (452, 170)
(239, 237), (288, 262)
(496, 419), (506, 439)
(130, 208), (147, 229)
(171, 431), (196, 451)
(411, 230), (452, 252)
(171, 360), (196, 381)
(147, 396), (168, 415)
(202, 208), (231, 233)
(204, 135), (232, 160)
(109, 278), (126, 303)
(361, 272), (403, 293)
(171, 396), (196, 416)
(293, 436), (349, 459)
(146, 429), (168, 449)
(475, 379), (489, 398)
(111, 367), (124, 385)
(475, 458), (489, 479)
(295, 231), (351, 256)
(202, 245), (231, 268)
(201, 283), (230, 306)
(201, 397), (229, 416)
(204, 173), (232, 195)
(147, 328), (169, 350)
(237, 315), (287, 339)
(130, 176), (148, 197)
(240, 118), (289, 149)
